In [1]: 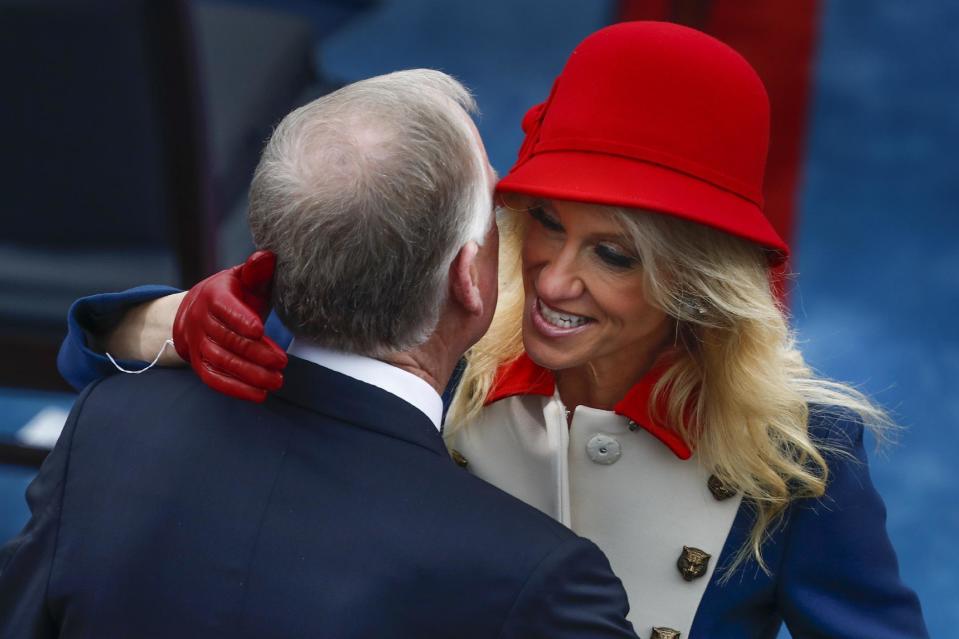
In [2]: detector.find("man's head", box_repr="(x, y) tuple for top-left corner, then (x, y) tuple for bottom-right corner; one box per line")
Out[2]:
(248, 70), (496, 356)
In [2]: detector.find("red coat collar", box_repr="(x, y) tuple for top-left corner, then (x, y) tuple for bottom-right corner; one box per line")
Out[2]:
(485, 353), (692, 460)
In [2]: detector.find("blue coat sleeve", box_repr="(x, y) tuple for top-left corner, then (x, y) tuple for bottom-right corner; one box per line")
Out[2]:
(500, 537), (638, 639)
(777, 411), (929, 638)
(0, 380), (98, 637)
(56, 286), (293, 391)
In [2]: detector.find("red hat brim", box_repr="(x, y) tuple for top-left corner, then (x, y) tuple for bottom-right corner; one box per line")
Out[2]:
(496, 150), (789, 264)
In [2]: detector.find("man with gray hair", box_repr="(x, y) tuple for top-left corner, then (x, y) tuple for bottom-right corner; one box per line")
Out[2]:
(0, 70), (638, 638)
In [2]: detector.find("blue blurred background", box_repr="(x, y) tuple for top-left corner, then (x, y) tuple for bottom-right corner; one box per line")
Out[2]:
(0, 0), (954, 635)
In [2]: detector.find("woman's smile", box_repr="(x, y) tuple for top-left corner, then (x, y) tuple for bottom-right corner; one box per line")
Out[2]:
(519, 199), (671, 381)
(531, 297), (594, 335)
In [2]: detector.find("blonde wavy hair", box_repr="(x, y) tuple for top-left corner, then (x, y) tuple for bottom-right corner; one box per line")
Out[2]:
(446, 200), (890, 575)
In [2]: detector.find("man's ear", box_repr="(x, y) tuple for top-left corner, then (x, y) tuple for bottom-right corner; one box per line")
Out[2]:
(449, 241), (483, 316)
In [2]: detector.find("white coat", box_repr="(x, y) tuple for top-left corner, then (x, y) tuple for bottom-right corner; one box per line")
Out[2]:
(448, 354), (742, 638)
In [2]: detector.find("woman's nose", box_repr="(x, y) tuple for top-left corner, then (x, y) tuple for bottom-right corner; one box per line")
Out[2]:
(536, 249), (584, 300)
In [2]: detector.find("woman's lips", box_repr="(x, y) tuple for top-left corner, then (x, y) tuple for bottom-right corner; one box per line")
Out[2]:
(530, 297), (594, 338)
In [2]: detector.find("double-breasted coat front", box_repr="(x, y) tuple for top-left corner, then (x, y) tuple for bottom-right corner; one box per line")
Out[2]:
(449, 353), (928, 639)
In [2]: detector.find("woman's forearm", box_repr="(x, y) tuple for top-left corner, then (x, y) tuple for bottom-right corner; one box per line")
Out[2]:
(96, 292), (188, 366)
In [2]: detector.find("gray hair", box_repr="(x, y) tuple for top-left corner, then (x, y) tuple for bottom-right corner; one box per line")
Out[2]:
(248, 69), (493, 355)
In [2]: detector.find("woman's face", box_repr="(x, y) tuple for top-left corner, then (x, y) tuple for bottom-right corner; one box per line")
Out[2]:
(520, 199), (671, 375)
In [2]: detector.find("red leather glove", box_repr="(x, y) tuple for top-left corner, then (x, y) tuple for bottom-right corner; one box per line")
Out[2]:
(173, 250), (288, 402)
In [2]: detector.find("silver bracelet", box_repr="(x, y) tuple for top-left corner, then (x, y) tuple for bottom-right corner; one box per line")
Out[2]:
(106, 339), (176, 374)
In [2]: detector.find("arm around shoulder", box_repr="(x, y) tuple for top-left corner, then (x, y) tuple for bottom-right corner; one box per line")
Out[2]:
(499, 536), (638, 639)
(57, 285), (184, 390)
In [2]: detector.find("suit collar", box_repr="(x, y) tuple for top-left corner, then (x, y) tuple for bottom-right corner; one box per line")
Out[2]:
(484, 352), (693, 460)
(275, 355), (449, 458)
(287, 339), (443, 431)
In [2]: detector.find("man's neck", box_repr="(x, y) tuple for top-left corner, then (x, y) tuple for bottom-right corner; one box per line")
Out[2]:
(380, 332), (459, 397)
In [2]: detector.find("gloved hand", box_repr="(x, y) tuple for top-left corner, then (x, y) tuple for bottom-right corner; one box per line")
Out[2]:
(173, 251), (288, 402)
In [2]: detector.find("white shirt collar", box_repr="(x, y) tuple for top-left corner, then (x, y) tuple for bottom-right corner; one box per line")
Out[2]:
(287, 338), (443, 432)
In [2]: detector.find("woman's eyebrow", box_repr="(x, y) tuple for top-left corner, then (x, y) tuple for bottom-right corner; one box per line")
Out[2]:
(588, 232), (633, 245)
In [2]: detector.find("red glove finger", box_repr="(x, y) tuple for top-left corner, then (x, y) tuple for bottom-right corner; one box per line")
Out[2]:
(204, 318), (287, 372)
(208, 294), (265, 341)
(206, 251), (277, 340)
(198, 338), (283, 393)
(199, 332), (284, 391)
(194, 356), (269, 403)
(173, 250), (286, 402)
(237, 250), (276, 317)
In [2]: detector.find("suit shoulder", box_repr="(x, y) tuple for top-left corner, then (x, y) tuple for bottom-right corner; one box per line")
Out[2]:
(74, 367), (283, 452)
(88, 365), (204, 395)
(83, 366), (243, 417)
(426, 457), (580, 548)
(404, 463), (628, 634)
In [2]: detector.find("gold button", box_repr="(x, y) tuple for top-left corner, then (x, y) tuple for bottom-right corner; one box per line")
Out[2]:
(650, 628), (681, 639)
(450, 449), (469, 468)
(677, 546), (711, 581)
(707, 474), (737, 500)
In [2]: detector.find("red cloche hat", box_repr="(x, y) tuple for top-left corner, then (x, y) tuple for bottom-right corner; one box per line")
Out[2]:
(496, 21), (789, 260)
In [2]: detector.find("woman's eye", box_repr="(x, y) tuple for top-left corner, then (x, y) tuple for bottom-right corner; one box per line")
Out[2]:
(529, 207), (564, 232)
(595, 243), (638, 269)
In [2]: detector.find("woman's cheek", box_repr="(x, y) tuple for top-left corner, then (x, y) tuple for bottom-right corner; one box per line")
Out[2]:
(521, 231), (551, 275)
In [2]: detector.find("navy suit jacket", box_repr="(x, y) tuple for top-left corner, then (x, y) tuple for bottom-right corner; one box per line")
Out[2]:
(0, 356), (637, 638)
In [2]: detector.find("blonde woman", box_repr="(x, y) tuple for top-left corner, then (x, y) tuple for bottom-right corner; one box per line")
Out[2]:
(59, 22), (926, 638)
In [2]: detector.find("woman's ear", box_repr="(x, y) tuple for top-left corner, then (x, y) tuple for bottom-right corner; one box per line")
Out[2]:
(449, 241), (483, 316)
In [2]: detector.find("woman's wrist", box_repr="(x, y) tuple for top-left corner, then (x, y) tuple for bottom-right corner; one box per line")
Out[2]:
(97, 292), (188, 366)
